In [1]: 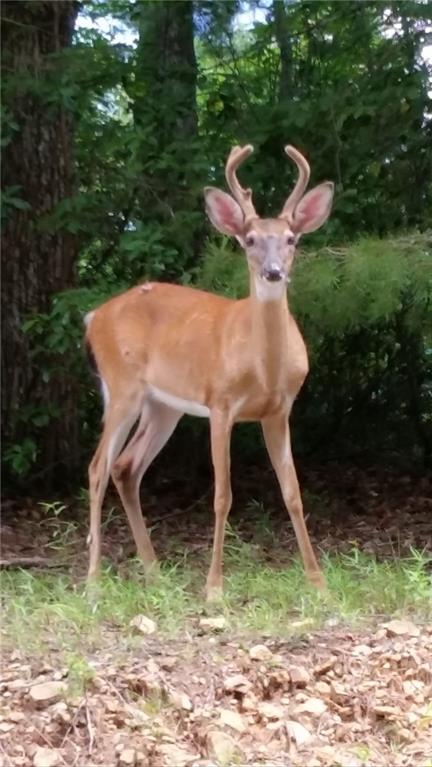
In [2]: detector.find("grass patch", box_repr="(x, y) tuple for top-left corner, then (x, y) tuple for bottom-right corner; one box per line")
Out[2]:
(2, 541), (430, 656)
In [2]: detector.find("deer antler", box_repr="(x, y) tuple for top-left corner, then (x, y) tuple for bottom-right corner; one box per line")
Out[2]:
(225, 145), (257, 224)
(279, 146), (310, 222)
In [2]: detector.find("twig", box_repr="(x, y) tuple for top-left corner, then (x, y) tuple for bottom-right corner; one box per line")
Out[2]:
(0, 556), (64, 569)
(0, 740), (14, 767)
(85, 698), (95, 755)
(60, 699), (86, 749)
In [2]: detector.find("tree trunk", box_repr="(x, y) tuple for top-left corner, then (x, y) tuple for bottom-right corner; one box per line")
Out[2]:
(1, 1), (78, 489)
(133, 0), (198, 216)
(135, 0), (197, 146)
(273, 0), (293, 102)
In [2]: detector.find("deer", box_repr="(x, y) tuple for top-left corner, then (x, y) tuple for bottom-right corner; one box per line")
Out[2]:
(85, 144), (334, 601)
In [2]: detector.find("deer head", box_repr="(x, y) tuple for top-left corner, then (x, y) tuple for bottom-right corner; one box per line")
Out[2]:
(204, 145), (334, 300)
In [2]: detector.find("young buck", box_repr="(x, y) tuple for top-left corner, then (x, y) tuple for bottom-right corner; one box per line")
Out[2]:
(85, 144), (334, 600)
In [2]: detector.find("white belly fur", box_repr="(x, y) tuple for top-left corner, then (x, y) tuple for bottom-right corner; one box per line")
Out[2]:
(148, 385), (210, 418)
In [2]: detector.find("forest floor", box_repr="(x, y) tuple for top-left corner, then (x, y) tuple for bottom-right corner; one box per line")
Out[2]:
(1, 464), (431, 767)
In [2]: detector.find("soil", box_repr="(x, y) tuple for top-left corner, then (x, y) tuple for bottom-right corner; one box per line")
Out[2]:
(1, 464), (431, 766)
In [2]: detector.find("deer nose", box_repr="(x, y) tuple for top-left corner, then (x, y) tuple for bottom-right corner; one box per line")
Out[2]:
(263, 267), (283, 282)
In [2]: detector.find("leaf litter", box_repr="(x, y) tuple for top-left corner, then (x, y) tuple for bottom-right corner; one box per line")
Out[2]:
(2, 620), (431, 766)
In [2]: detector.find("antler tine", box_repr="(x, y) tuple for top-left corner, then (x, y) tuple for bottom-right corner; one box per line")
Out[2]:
(225, 144), (257, 223)
(279, 145), (311, 221)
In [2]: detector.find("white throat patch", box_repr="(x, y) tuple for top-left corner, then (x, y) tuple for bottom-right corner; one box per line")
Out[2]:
(254, 275), (287, 302)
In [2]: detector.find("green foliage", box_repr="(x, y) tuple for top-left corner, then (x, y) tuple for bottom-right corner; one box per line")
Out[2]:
(2, 547), (431, 653)
(199, 231), (432, 463)
(2, 0), (432, 487)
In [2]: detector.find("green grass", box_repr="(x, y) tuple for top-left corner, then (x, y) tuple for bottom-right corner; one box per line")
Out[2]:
(2, 535), (431, 657)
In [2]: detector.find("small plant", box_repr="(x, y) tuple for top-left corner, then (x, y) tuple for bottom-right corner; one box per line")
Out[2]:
(39, 500), (68, 517)
(66, 653), (95, 697)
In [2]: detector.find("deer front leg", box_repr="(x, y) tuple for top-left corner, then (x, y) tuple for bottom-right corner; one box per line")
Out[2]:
(262, 413), (325, 590)
(206, 410), (233, 602)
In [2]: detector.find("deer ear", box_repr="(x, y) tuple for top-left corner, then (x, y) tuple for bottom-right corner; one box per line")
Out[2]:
(204, 187), (244, 236)
(294, 182), (334, 234)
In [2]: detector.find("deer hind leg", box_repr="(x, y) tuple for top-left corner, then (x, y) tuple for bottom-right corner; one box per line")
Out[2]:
(87, 401), (140, 579)
(262, 413), (325, 590)
(206, 410), (233, 601)
(111, 400), (182, 572)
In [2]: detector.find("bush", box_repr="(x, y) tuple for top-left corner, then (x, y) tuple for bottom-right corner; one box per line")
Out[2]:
(3, 231), (431, 488)
(198, 230), (432, 466)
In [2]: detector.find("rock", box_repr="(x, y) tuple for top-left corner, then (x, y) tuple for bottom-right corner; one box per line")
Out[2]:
(7, 711), (25, 723)
(314, 658), (336, 676)
(223, 673), (251, 694)
(373, 704), (400, 718)
(160, 657), (177, 671)
(33, 747), (59, 767)
(29, 681), (66, 705)
(219, 708), (246, 732)
(207, 730), (242, 763)
(51, 701), (71, 724)
(290, 665), (310, 687)
(249, 644), (273, 661)
(8, 679), (28, 691)
(258, 701), (285, 720)
(129, 615), (157, 635)
(159, 743), (197, 766)
(118, 749), (136, 766)
(315, 681), (331, 695)
(296, 697), (327, 716)
(168, 690), (193, 711)
(199, 616), (227, 631)
(124, 705), (150, 728)
(285, 719), (313, 746)
(383, 619), (420, 638)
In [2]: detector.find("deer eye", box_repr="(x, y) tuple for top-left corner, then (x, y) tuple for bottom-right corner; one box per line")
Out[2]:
(286, 235), (296, 246)
(245, 233), (256, 247)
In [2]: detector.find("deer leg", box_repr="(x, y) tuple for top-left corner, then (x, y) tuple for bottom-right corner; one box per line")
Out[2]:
(88, 404), (140, 579)
(206, 410), (233, 601)
(111, 401), (182, 571)
(262, 413), (325, 590)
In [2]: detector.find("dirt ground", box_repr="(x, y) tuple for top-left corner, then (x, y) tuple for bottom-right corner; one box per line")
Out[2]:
(1, 465), (431, 766)
(2, 621), (432, 766)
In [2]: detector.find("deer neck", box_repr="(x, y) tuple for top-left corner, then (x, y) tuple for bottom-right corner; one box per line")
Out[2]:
(249, 274), (291, 388)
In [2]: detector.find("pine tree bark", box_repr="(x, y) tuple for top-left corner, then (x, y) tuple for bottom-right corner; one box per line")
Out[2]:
(273, 0), (294, 102)
(1, 1), (78, 488)
(132, 0), (198, 217)
(135, 0), (197, 145)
